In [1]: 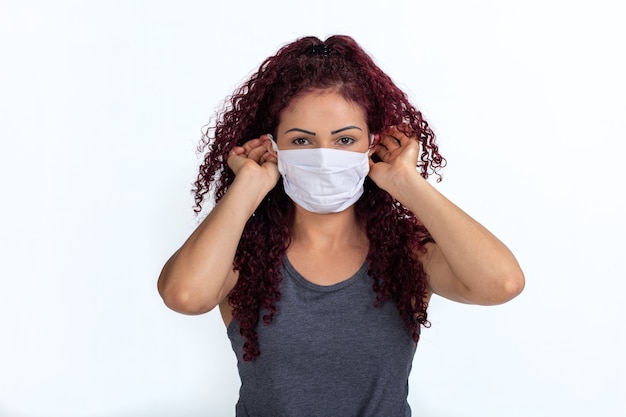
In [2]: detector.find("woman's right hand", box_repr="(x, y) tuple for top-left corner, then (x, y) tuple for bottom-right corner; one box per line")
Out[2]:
(227, 134), (280, 193)
(158, 134), (280, 316)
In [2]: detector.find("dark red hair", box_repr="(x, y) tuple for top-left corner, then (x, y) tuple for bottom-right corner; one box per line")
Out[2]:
(194, 35), (445, 361)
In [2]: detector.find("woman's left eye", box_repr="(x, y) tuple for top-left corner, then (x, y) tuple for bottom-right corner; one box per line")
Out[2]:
(337, 137), (355, 145)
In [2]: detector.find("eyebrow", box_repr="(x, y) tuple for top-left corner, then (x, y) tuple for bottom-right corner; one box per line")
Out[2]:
(284, 125), (363, 136)
(331, 125), (363, 135)
(284, 128), (316, 136)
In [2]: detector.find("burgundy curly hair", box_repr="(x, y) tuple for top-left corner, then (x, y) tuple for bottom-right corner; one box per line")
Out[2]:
(193, 35), (445, 361)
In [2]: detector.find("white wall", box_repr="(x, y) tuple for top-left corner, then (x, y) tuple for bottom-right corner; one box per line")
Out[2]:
(1, 1), (624, 416)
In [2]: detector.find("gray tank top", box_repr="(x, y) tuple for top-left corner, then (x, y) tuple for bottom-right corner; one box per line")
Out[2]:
(227, 256), (417, 417)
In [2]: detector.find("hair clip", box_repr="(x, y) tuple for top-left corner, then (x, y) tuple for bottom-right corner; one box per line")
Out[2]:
(306, 44), (331, 57)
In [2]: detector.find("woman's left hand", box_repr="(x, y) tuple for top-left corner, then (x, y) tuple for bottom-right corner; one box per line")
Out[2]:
(368, 125), (421, 193)
(369, 129), (525, 307)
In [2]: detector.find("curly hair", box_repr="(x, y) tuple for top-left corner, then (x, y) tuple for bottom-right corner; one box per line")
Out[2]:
(193, 35), (445, 361)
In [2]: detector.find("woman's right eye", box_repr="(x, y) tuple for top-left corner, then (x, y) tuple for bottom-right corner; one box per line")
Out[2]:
(292, 137), (310, 146)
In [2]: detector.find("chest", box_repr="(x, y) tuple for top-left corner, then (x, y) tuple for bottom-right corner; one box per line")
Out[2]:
(227, 262), (418, 416)
(259, 282), (415, 368)
(234, 264), (416, 379)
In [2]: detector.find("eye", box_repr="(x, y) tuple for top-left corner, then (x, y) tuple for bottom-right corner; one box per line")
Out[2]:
(337, 136), (355, 146)
(292, 137), (310, 146)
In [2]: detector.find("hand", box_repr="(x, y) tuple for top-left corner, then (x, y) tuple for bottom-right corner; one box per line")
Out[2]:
(227, 134), (280, 192)
(368, 126), (421, 193)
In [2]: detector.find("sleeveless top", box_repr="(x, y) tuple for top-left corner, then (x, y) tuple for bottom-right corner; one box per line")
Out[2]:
(227, 257), (418, 417)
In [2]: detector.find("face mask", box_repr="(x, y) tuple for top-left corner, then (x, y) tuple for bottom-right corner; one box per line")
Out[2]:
(270, 137), (371, 214)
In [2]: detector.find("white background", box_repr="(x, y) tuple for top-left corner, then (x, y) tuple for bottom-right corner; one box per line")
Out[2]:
(1, 0), (624, 416)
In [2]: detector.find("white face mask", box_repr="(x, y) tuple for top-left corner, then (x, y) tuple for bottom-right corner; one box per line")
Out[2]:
(270, 138), (371, 214)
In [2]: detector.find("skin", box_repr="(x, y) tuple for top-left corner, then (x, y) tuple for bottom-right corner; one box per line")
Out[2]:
(157, 90), (525, 327)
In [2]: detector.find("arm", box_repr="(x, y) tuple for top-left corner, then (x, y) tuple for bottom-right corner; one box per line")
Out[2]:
(368, 127), (525, 305)
(157, 137), (279, 314)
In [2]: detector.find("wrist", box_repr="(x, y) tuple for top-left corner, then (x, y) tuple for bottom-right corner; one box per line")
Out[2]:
(383, 166), (423, 195)
(232, 167), (277, 203)
(386, 168), (431, 209)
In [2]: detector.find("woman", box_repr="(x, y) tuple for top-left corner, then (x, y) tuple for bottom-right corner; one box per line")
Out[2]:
(158, 35), (524, 416)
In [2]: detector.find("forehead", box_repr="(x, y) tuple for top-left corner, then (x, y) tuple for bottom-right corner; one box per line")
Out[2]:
(279, 90), (367, 126)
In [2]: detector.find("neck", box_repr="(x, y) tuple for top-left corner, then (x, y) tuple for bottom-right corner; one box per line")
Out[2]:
(290, 205), (366, 250)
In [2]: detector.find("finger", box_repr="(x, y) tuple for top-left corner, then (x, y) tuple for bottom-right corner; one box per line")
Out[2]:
(388, 126), (414, 145)
(373, 144), (393, 162)
(390, 128), (420, 153)
(380, 134), (401, 150)
(247, 145), (267, 162)
(241, 138), (263, 155)
(260, 135), (278, 157)
(373, 143), (388, 156)
(227, 150), (244, 172)
(262, 151), (278, 163)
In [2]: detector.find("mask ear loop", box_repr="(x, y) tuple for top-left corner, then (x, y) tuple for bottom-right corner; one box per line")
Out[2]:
(367, 133), (377, 154)
(266, 133), (279, 154)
